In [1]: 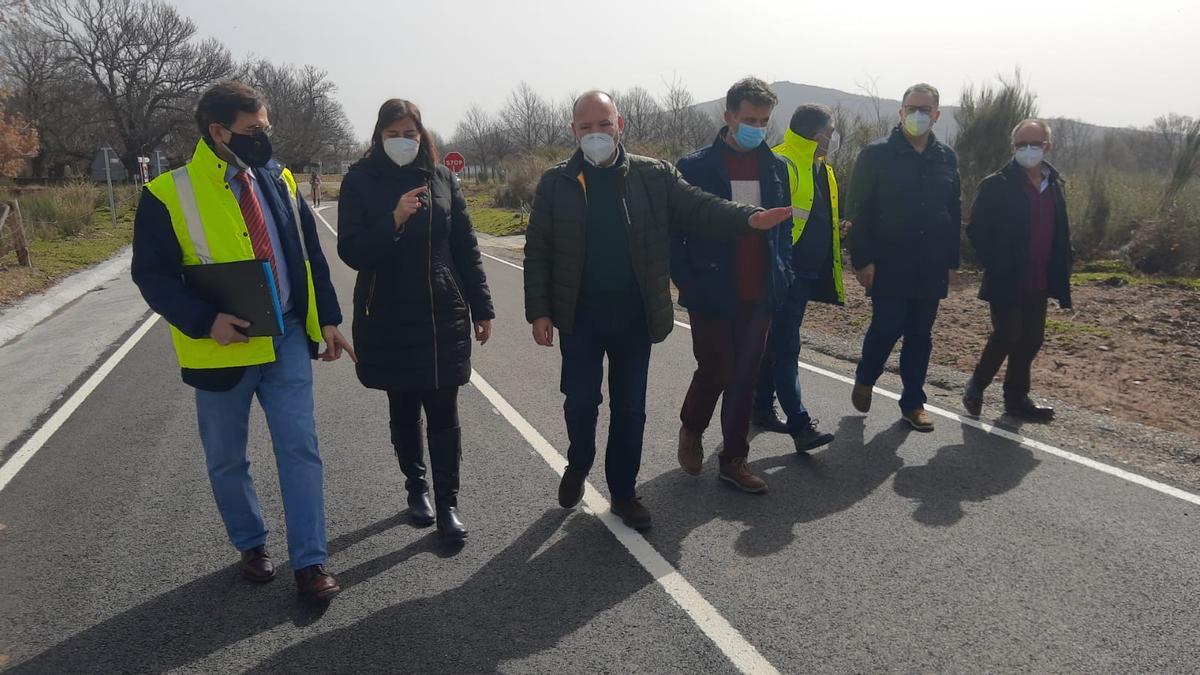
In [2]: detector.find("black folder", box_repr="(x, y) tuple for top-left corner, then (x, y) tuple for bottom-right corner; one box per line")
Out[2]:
(182, 260), (285, 338)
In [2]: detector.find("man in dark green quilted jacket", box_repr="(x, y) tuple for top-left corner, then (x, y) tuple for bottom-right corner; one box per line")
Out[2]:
(523, 90), (792, 530)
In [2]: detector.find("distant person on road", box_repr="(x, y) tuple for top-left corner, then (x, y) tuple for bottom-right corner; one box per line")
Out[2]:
(523, 90), (793, 530)
(310, 171), (322, 207)
(130, 81), (353, 602)
(962, 119), (1072, 421)
(752, 103), (843, 453)
(337, 99), (494, 544)
(845, 83), (962, 432)
(670, 77), (794, 494)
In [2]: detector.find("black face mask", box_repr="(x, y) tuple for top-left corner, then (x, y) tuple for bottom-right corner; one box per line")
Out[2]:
(224, 130), (273, 168)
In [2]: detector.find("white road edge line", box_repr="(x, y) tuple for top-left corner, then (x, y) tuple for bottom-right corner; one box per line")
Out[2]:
(479, 251), (1200, 508)
(0, 314), (161, 493)
(313, 205), (339, 237)
(469, 370), (779, 675)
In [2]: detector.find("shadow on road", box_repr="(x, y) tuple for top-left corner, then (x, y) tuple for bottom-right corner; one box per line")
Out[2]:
(245, 509), (652, 673)
(893, 425), (1040, 526)
(640, 415), (906, 564)
(8, 513), (431, 673)
(641, 414), (1042, 562)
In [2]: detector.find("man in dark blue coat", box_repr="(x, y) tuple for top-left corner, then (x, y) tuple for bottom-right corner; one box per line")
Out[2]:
(846, 83), (962, 433)
(671, 77), (793, 494)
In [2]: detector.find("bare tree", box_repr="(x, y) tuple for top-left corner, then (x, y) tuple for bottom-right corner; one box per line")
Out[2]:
(659, 76), (715, 158)
(454, 103), (511, 177)
(613, 85), (661, 146)
(1, 17), (64, 174)
(29, 0), (235, 171)
(241, 60), (353, 169)
(500, 81), (559, 153)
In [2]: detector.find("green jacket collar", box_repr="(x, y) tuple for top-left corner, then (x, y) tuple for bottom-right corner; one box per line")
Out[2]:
(777, 129), (820, 165)
(189, 138), (234, 183)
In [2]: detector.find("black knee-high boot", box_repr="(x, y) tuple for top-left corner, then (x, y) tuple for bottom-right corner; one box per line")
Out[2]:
(428, 426), (467, 541)
(391, 419), (434, 527)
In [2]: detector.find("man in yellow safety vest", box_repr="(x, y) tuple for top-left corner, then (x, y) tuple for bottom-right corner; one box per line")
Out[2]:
(131, 81), (353, 603)
(751, 104), (843, 452)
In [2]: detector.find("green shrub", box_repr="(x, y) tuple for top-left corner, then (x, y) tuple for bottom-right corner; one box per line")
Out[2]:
(494, 149), (570, 210)
(12, 183), (103, 239)
(1124, 207), (1200, 277)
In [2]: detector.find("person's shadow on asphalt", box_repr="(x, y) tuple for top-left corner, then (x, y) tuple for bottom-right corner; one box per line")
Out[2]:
(7, 513), (435, 673)
(639, 415), (908, 565)
(244, 509), (651, 673)
(892, 425), (1040, 526)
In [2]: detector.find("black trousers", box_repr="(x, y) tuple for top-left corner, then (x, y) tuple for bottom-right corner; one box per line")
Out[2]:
(970, 291), (1048, 404)
(388, 387), (460, 431)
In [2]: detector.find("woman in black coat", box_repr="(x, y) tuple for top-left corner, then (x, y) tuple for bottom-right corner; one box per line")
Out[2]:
(337, 99), (494, 542)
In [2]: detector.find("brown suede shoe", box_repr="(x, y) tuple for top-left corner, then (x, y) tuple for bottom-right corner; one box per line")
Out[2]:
(239, 545), (275, 583)
(677, 426), (704, 476)
(718, 457), (768, 494)
(852, 384), (873, 413)
(610, 497), (652, 531)
(295, 564), (341, 602)
(902, 408), (935, 432)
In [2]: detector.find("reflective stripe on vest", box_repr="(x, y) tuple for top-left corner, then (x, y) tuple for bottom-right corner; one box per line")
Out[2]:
(172, 166), (310, 265)
(172, 167), (211, 263)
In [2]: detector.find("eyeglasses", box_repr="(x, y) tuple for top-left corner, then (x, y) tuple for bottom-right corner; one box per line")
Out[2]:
(902, 106), (935, 115)
(1014, 141), (1046, 150)
(225, 123), (274, 137)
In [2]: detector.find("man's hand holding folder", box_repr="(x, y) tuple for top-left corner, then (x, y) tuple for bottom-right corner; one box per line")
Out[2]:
(211, 313), (253, 345)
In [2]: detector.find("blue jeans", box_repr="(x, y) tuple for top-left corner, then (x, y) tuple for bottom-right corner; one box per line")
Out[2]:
(855, 297), (941, 412)
(559, 302), (652, 501)
(195, 315), (326, 569)
(755, 277), (814, 433)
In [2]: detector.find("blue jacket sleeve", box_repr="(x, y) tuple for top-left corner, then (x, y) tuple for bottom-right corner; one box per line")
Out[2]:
(130, 188), (217, 339)
(669, 156), (695, 292)
(295, 195), (343, 327)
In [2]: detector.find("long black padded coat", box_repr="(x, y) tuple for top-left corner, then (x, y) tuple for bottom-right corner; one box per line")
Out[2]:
(337, 151), (494, 392)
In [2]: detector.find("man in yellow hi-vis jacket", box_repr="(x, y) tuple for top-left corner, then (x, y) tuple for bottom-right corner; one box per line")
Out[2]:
(752, 104), (844, 452)
(131, 81), (353, 603)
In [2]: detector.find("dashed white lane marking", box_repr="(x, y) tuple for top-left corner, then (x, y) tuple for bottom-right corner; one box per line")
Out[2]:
(0, 314), (161, 493)
(482, 251), (1200, 508)
(469, 370), (779, 675)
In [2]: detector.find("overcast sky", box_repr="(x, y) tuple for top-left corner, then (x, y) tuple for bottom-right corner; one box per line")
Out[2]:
(174, 0), (1199, 142)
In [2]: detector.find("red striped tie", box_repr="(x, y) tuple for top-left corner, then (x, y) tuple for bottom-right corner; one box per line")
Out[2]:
(234, 170), (280, 291)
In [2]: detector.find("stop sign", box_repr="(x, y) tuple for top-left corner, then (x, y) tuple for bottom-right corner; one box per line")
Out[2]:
(443, 152), (466, 174)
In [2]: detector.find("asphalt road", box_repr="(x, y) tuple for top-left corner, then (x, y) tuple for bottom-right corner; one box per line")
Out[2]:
(1, 206), (1198, 673)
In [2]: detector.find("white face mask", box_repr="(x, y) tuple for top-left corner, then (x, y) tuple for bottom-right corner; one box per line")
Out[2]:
(579, 132), (617, 166)
(903, 111), (933, 137)
(1014, 145), (1045, 169)
(823, 130), (841, 157)
(383, 137), (420, 167)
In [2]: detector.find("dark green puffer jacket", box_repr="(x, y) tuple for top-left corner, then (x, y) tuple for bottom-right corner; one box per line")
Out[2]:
(524, 146), (759, 343)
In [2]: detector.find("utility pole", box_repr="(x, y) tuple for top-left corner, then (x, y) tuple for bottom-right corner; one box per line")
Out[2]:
(101, 146), (117, 229)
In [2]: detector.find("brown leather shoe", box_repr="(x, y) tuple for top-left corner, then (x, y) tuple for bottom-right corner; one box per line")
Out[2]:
(852, 384), (873, 413)
(718, 457), (768, 494)
(295, 564), (341, 602)
(677, 426), (704, 475)
(1004, 396), (1055, 422)
(610, 497), (652, 531)
(902, 408), (935, 432)
(239, 545), (275, 582)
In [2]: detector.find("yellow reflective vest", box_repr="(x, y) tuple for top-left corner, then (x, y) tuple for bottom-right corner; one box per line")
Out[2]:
(773, 129), (845, 304)
(145, 139), (323, 370)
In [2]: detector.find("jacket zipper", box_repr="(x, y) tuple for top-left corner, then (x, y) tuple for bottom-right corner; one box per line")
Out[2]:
(426, 191), (438, 390)
(365, 272), (377, 316)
